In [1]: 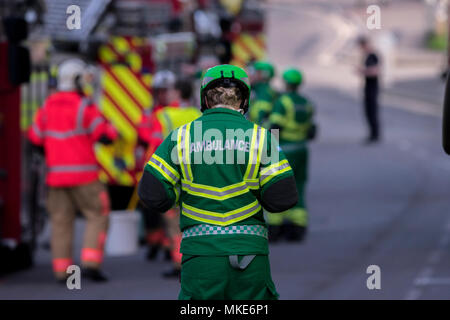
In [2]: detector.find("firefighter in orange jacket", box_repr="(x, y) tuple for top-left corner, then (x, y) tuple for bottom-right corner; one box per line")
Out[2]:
(28, 58), (118, 283)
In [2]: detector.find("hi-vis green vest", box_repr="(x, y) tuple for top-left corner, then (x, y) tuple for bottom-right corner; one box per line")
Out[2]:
(269, 92), (314, 144)
(249, 82), (278, 127)
(144, 107), (294, 255)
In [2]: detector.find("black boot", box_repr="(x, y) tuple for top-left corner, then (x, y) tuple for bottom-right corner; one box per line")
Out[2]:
(146, 244), (160, 261)
(268, 225), (283, 243)
(285, 224), (307, 243)
(82, 268), (109, 282)
(164, 249), (172, 262)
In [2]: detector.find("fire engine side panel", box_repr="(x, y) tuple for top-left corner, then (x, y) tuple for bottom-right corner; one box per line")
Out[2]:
(0, 43), (22, 241)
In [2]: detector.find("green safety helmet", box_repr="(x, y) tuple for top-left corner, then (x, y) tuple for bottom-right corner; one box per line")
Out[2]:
(200, 64), (251, 113)
(282, 68), (303, 86)
(253, 61), (275, 79)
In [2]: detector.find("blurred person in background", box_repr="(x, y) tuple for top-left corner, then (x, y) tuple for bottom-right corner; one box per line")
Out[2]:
(267, 68), (316, 243)
(191, 0), (222, 62)
(214, 14), (234, 64)
(143, 78), (201, 278)
(357, 36), (381, 144)
(27, 58), (118, 283)
(138, 70), (178, 262)
(248, 61), (278, 127)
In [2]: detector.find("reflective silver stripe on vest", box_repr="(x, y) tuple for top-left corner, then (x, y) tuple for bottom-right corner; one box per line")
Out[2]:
(149, 157), (179, 184)
(182, 224), (268, 239)
(260, 162), (291, 182)
(182, 201), (261, 224)
(246, 126), (262, 179)
(181, 181), (248, 198)
(245, 180), (259, 188)
(179, 124), (192, 181)
(48, 164), (98, 173)
(43, 99), (92, 139)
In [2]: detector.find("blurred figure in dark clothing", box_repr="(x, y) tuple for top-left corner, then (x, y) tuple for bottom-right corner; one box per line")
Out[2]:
(357, 36), (381, 144)
(214, 15), (233, 64)
(191, 0), (222, 62)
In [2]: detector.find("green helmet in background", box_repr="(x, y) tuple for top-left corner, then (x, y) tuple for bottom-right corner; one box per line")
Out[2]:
(282, 68), (303, 86)
(200, 64), (251, 113)
(253, 61), (275, 80)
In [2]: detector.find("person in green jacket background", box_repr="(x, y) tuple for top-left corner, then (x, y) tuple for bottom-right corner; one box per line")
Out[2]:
(138, 64), (299, 300)
(248, 61), (278, 127)
(266, 67), (317, 243)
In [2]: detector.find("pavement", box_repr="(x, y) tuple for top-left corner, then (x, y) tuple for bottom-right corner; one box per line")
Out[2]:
(1, 0), (450, 300)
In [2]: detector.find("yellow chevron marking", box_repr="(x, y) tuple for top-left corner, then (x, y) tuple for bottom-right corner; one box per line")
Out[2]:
(99, 96), (136, 141)
(96, 145), (134, 185)
(99, 46), (117, 63)
(103, 72), (141, 124)
(232, 42), (251, 62)
(112, 36), (130, 54)
(240, 34), (264, 59)
(112, 66), (150, 109)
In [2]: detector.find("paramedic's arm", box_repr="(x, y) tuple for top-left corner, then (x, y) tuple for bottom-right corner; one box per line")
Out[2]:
(138, 134), (179, 212)
(259, 130), (298, 213)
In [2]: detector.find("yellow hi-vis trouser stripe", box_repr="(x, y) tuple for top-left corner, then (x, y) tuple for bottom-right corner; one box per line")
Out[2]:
(267, 208), (308, 227)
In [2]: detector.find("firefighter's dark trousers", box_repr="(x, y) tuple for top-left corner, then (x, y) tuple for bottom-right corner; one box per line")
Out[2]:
(364, 82), (380, 140)
(47, 181), (110, 279)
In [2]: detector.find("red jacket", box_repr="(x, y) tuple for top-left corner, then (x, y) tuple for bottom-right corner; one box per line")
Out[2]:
(28, 91), (117, 187)
(137, 101), (179, 147)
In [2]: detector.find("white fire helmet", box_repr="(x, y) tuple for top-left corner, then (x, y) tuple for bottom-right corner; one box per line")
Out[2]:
(152, 70), (176, 89)
(57, 58), (87, 91)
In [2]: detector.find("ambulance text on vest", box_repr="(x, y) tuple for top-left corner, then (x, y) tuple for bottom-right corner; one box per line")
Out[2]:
(170, 122), (280, 165)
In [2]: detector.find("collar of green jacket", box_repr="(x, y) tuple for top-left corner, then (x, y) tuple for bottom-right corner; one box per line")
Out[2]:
(203, 107), (245, 118)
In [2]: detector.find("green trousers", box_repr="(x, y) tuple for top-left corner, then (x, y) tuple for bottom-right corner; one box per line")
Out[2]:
(179, 254), (279, 300)
(267, 145), (308, 227)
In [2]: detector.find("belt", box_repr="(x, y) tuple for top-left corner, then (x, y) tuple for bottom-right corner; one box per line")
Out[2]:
(182, 224), (268, 239)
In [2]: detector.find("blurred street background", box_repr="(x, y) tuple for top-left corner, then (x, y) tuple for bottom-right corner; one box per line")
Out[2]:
(1, 0), (450, 299)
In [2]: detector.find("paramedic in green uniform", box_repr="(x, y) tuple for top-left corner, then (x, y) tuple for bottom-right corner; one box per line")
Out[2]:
(138, 64), (298, 300)
(266, 68), (316, 243)
(248, 61), (278, 127)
